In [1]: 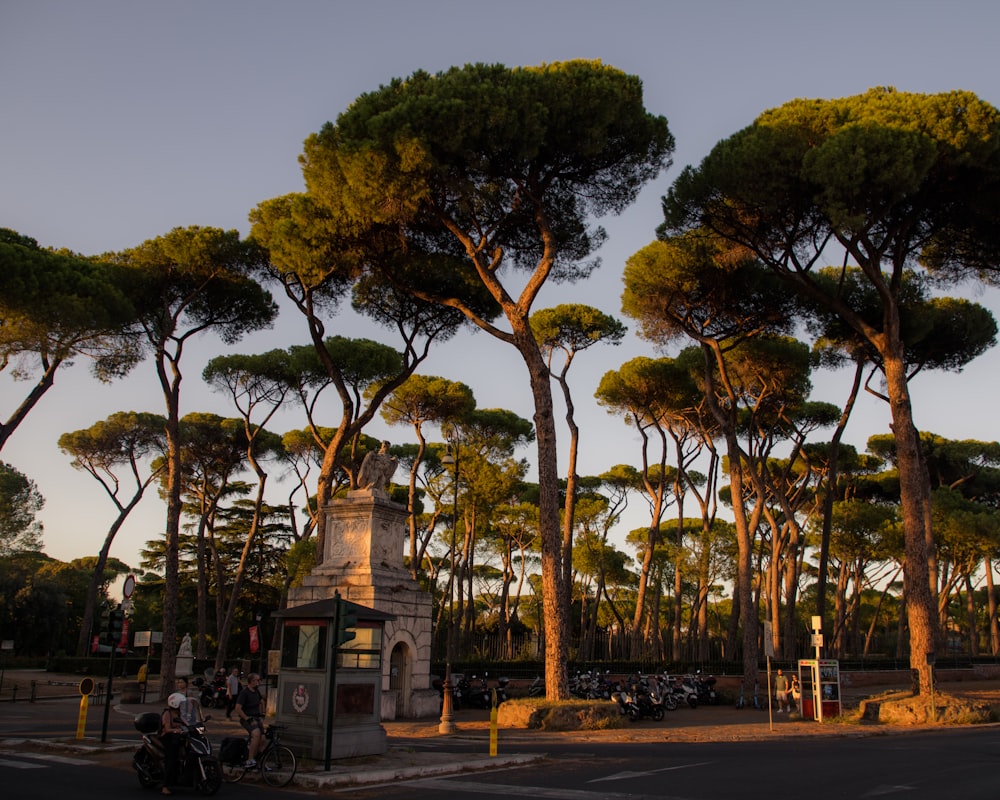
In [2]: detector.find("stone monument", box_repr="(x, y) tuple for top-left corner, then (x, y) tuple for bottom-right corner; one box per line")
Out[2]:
(286, 442), (436, 722)
(176, 632), (194, 678)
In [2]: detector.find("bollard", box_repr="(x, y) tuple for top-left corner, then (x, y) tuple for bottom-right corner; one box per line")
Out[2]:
(11, 683), (17, 703)
(30, 680), (37, 703)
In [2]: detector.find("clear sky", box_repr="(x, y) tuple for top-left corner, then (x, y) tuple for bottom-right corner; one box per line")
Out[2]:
(3, 0), (1000, 572)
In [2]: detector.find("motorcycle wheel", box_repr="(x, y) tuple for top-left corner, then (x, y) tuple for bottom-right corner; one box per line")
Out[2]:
(663, 694), (678, 711)
(626, 706), (640, 722)
(261, 745), (297, 788)
(195, 757), (222, 796)
(687, 694), (698, 709)
(133, 748), (162, 789)
(653, 706), (665, 722)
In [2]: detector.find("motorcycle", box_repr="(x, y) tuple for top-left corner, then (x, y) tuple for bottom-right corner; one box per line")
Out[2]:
(457, 673), (508, 708)
(195, 672), (229, 709)
(617, 675), (665, 722)
(672, 674), (700, 709)
(691, 671), (718, 705)
(132, 710), (222, 795)
(526, 675), (545, 698)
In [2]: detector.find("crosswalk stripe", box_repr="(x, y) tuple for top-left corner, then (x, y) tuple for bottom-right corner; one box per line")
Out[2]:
(0, 750), (93, 766)
(0, 758), (46, 769)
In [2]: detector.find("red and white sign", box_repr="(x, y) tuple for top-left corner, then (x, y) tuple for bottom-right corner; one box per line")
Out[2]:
(249, 625), (260, 654)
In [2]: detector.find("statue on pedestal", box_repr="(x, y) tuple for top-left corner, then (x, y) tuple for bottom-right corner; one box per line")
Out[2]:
(357, 441), (398, 494)
(176, 632), (194, 677)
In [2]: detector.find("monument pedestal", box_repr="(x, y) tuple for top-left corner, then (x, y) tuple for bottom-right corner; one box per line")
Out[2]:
(286, 489), (434, 734)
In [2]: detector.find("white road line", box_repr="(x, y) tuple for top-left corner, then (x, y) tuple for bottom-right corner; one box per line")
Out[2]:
(0, 758), (45, 769)
(589, 761), (713, 783)
(0, 750), (93, 766)
(413, 777), (686, 799)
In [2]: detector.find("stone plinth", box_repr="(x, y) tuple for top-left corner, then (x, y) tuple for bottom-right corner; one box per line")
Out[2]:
(287, 489), (434, 720)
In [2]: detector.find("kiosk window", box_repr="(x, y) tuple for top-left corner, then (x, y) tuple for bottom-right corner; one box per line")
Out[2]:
(337, 626), (382, 669)
(281, 623), (327, 669)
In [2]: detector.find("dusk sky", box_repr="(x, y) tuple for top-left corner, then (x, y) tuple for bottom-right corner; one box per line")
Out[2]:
(3, 0), (1000, 573)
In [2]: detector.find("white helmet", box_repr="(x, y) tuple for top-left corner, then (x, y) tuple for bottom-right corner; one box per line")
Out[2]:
(167, 692), (186, 709)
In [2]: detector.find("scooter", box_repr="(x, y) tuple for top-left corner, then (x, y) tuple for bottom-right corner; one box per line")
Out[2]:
(620, 676), (665, 722)
(132, 711), (222, 795)
(195, 672), (228, 709)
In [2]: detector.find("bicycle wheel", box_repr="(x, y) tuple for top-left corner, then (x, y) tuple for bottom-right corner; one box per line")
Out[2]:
(220, 761), (246, 783)
(260, 744), (297, 787)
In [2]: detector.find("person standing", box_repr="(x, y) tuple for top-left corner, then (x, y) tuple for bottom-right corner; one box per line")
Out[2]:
(173, 675), (202, 726)
(774, 669), (789, 713)
(234, 673), (265, 767)
(790, 674), (801, 712)
(225, 666), (241, 720)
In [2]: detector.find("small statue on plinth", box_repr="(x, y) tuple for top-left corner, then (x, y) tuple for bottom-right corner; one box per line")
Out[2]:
(176, 632), (194, 677)
(357, 441), (398, 494)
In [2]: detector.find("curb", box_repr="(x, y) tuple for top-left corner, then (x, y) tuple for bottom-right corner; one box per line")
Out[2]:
(294, 753), (545, 789)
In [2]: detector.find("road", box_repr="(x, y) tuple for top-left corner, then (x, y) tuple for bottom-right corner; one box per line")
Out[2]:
(367, 731), (1000, 800)
(2, 726), (999, 799)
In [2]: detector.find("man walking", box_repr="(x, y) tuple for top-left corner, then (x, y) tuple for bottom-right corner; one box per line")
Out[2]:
(774, 669), (789, 713)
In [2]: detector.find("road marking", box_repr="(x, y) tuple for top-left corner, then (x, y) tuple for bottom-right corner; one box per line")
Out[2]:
(413, 777), (684, 799)
(589, 761), (713, 783)
(861, 786), (918, 796)
(0, 750), (93, 766)
(0, 758), (46, 769)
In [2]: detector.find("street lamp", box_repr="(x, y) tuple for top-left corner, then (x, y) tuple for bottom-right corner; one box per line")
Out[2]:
(438, 440), (459, 735)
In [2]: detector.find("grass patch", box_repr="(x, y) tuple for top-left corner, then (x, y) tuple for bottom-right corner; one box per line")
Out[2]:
(858, 690), (996, 725)
(497, 698), (625, 731)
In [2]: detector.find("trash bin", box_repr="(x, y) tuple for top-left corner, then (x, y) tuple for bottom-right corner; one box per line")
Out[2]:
(121, 681), (142, 703)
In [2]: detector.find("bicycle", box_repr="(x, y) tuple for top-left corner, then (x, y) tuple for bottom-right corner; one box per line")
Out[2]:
(220, 723), (297, 788)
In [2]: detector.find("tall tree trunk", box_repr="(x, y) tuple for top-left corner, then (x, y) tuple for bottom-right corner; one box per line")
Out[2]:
(883, 349), (939, 693)
(986, 557), (999, 656)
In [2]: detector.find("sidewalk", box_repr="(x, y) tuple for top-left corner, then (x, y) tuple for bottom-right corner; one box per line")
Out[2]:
(2, 669), (998, 791)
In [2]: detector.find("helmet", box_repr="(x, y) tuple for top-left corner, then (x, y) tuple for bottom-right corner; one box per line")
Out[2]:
(167, 692), (186, 709)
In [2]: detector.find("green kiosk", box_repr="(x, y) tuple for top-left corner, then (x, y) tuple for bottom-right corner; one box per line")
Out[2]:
(273, 592), (394, 761)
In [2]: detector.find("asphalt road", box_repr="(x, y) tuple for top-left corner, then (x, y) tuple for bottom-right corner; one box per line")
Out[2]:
(3, 726), (999, 800)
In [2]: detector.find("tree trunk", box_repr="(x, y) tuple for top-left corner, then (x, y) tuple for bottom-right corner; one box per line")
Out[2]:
(518, 337), (570, 700)
(882, 349), (939, 693)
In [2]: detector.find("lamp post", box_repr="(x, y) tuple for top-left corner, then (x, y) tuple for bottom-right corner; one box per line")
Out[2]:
(438, 440), (459, 734)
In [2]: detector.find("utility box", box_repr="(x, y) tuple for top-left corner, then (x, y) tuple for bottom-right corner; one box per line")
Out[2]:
(273, 596), (394, 760)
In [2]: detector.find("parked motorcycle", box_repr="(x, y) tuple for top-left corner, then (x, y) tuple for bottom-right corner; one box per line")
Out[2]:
(663, 673), (699, 708)
(195, 671), (229, 709)
(526, 675), (545, 698)
(458, 673), (508, 708)
(691, 671), (718, 705)
(132, 710), (222, 795)
(617, 675), (665, 722)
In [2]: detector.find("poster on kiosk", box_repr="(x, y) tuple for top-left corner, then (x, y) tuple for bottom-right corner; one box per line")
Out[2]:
(798, 658), (841, 721)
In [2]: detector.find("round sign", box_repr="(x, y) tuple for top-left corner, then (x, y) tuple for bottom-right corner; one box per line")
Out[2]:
(123, 574), (136, 599)
(79, 677), (95, 696)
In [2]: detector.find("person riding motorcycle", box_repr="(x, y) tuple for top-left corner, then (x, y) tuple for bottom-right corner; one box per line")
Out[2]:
(159, 692), (187, 795)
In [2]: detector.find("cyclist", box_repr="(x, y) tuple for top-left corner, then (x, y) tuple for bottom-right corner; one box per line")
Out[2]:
(234, 673), (265, 767)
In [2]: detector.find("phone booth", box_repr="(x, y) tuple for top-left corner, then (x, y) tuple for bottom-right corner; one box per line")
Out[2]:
(798, 659), (841, 721)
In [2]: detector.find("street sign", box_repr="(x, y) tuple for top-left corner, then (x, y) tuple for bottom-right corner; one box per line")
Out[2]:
(123, 573), (136, 599)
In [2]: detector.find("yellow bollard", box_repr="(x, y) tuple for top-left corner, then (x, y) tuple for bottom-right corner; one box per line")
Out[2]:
(77, 677), (95, 739)
(489, 690), (498, 757)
